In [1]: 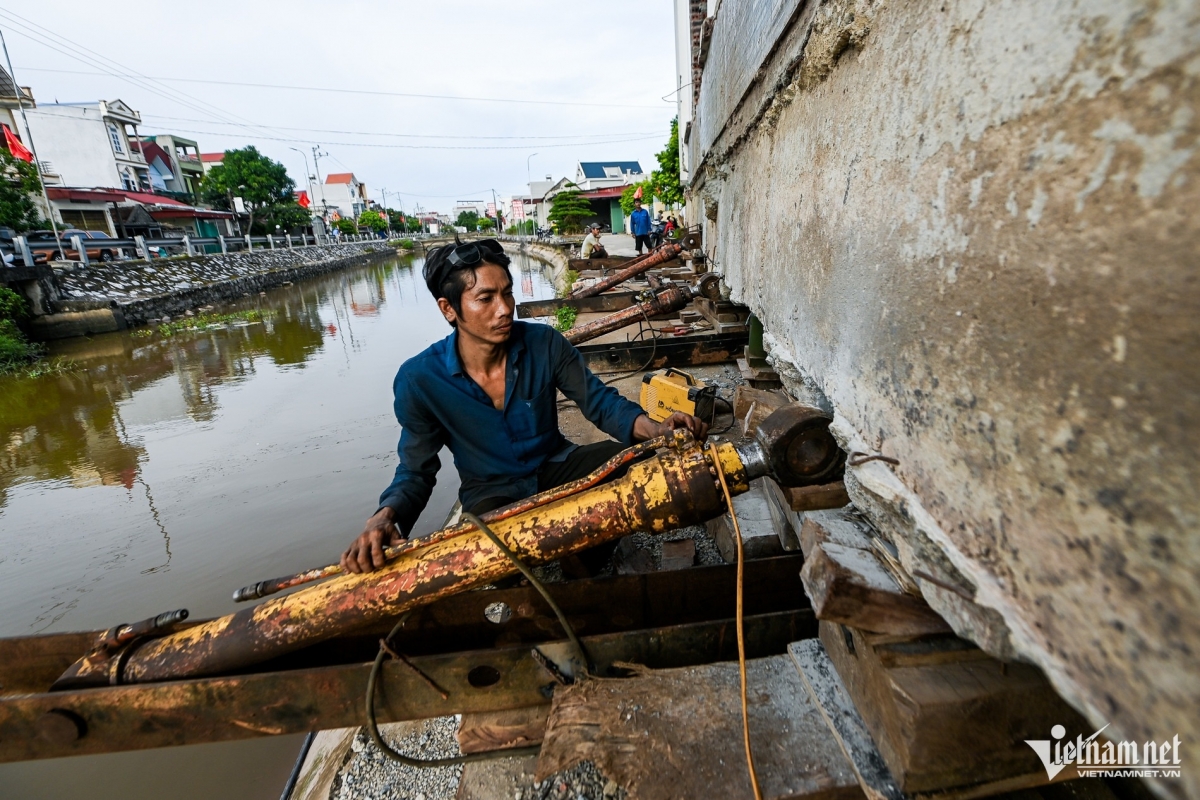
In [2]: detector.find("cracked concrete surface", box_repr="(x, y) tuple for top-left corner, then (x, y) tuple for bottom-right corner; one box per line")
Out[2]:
(688, 1), (1199, 798)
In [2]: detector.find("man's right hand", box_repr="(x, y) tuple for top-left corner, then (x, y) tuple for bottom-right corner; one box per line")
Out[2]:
(342, 507), (404, 574)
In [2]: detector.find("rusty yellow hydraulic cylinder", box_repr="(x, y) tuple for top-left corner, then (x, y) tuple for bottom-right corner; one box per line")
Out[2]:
(54, 433), (766, 689)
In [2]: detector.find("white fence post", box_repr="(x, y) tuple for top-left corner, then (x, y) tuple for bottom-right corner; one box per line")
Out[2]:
(183, 235), (196, 257)
(13, 235), (33, 267)
(70, 235), (90, 267)
(134, 235), (150, 260)
(267, 234), (276, 249)
(286, 234), (293, 248)
(245, 235), (253, 252)
(218, 235), (228, 255)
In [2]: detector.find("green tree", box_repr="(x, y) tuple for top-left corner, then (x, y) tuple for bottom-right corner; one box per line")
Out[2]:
(0, 151), (45, 232)
(477, 216), (495, 231)
(334, 219), (357, 235)
(200, 147), (297, 235)
(455, 210), (480, 230)
(619, 181), (654, 216)
(358, 209), (388, 233)
(262, 201), (312, 234)
(650, 117), (684, 207)
(548, 185), (592, 234)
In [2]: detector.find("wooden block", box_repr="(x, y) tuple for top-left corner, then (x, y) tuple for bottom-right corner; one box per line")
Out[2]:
(790, 639), (905, 800)
(778, 481), (852, 513)
(536, 656), (863, 800)
(705, 479), (785, 563)
(456, 706), (549, 755)
(763, 478), (802, 552)
(799, 509), (874, 558)
(660, 538), (696, 570)
(733, 385), (788, 421)
(819, 622), (1090, 795)
(800, 542), (952, 636)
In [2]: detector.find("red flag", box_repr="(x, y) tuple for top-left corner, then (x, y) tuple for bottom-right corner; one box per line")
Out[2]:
(633, 184), (643, 200)
(3, 124), (33, 163)
(296, 190), (310, 209)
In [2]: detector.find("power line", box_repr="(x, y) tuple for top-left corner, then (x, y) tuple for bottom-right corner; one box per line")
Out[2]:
(18, 66), (668, 110)
(0, 10), (282, 141)
(137, 113), (661, 142)
(136, 123), (663, 151)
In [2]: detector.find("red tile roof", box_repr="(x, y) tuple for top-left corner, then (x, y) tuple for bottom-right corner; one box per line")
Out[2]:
(325, 172), (354, 184)
(200, 153), (225, 162)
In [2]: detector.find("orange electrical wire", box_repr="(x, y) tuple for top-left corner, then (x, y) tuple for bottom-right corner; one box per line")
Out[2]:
(708, 442), (763, 800)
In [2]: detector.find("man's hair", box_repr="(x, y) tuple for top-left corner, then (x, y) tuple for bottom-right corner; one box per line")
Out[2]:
(422, 238), (512, 327)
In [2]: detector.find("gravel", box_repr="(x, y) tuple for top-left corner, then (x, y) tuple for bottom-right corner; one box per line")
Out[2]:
(331, 717), (462, 800)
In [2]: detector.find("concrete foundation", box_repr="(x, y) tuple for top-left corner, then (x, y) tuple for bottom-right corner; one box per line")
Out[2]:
(685, 1), (1199, 797)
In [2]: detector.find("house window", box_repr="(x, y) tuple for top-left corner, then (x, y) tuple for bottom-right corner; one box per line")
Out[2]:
(59, 210), (110, 232)
(108, 123), (124, 154)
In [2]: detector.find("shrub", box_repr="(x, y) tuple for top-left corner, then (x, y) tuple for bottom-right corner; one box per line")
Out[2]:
(553, 305), (577, 332)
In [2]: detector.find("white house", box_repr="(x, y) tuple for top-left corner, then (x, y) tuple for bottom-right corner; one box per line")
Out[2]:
(572, 161), (643, 191)
(24, 99), (150, 191)
(315, 172), (367, 220)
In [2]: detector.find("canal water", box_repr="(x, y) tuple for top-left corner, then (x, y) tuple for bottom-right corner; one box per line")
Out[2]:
(0, 252), (557, 799)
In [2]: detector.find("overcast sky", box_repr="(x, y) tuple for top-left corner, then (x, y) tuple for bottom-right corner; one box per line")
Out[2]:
(0, 1), (680, 214)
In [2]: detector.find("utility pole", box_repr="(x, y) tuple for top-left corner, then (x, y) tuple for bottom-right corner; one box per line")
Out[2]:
(491, 188), (502, 234)
(0, 26), (65, 262)
(380, 188), (391, 237)
(311, 146), (329, 221)
(288, 146), (316, 238)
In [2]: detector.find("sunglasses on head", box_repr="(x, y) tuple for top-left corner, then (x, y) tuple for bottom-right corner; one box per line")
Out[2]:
(447, 240), (503, 268)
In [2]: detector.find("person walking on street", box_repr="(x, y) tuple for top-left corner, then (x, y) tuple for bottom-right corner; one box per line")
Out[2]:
(630, 199), (652, 254)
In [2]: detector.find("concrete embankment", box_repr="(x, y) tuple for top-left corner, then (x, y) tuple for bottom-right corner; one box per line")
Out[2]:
(498, 240), (572, 292)
(27, 243), (394, 339)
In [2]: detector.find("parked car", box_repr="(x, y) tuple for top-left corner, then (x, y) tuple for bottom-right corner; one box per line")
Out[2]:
(61, 229), (119, 262)
(0, 227), (48, 265)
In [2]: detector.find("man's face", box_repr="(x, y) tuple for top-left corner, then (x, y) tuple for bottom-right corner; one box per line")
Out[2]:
(634, 202), (642, 210)
(440, 262), (514, 344)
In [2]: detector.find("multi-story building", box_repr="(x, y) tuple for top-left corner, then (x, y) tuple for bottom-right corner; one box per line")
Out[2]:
(24, 99), (150, 191)
(314, 172), (367, 220)
(147, 135), (205, 201)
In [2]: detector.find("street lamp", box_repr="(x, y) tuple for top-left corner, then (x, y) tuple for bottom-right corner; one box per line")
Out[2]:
(526, 152), (538, 188)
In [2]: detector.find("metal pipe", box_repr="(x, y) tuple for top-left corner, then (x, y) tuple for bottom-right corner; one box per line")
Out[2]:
(54, 434), (763, 689)
(570, 243), (683, 299)
(563, 283), (694, 345)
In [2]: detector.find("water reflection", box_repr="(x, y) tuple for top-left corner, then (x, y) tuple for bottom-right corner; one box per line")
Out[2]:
(0, 253), (556, 636)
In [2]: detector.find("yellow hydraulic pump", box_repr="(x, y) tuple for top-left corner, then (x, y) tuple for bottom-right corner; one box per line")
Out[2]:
(640, 368), (717, 422)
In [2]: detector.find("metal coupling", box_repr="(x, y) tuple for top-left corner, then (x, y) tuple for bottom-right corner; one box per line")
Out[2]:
(232, 582), (270, 603)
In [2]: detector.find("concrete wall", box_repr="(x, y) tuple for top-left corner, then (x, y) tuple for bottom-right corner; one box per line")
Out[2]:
(686, 1), (1198, 797)
(25, 105), (123, 188)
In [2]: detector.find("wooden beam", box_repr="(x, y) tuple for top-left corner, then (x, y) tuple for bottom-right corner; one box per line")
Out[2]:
(819, 622), (1090, 794)
(516, 291), (639, 319)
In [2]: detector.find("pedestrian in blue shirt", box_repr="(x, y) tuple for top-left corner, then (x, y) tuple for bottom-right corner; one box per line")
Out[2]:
(630, 198), (653, 254)
(341, 238), (708, 575)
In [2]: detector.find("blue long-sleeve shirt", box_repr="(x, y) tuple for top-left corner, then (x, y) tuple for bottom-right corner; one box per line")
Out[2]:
(378, 320), (646, 534)
(630, 208), (652, 236)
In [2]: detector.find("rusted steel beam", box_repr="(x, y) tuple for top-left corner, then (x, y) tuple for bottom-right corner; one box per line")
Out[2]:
(4, 555), (807, 694)
(0, 610), (814, 762)
(576, 331), (749, 374)
(570, 243), (684, 299)
(516, 291), (639, 319)
(562, 284), (695, 345)
(54, 435), (761, 689)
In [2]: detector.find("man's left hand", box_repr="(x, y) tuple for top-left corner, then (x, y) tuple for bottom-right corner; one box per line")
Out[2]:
(634, 411), (709, 442)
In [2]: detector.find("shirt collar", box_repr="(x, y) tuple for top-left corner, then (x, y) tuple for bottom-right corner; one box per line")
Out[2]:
(442, 321), (524, 378)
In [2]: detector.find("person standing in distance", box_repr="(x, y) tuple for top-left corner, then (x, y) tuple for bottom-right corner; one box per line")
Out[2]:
(630, 199), (652, 254)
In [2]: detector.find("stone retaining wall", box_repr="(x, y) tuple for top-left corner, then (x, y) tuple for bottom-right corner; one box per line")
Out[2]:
(45, 243), (393, 332)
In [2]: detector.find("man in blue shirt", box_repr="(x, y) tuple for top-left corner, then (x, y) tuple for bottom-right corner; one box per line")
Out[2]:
(629, 198), (653, 254)
(341, 239), (708, 574)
